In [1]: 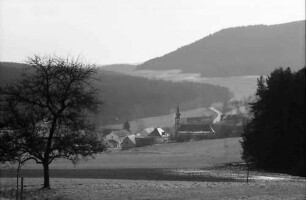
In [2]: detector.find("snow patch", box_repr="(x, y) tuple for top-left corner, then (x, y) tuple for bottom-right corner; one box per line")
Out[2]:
(252, 176), (287, 181)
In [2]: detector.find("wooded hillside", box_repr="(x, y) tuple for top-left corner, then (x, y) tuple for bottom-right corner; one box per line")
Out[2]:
(0, 62), (232, 126)
(138, 21), (305, 77)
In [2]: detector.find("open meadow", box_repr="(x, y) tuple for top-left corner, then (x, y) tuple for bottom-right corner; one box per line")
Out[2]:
(1, 137), (305, 199)
(1, 137), (242, 170)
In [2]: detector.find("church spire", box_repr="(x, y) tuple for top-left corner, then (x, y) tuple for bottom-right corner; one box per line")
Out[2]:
(175, 105), (181, 138)
(175, 105), (181, 119)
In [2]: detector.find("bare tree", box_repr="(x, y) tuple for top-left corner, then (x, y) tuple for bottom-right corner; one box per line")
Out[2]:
(0, 55), (106, 188)
(0, 129), (31, 199)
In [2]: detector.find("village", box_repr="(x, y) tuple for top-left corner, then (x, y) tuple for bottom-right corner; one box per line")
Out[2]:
(99, 105), (248, 151)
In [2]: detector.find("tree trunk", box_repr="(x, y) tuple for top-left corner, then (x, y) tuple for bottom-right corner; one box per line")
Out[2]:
(43, 117), (57, 189)
(16, 170), (19, 200)
(43, 162), (50, 188)
(246, 162), (250, 183)
(16, 162), (21, 200)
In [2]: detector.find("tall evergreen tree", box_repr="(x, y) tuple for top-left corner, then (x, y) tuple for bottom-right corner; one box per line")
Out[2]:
(123, 120), (131, 131)
(241, 67), (305, 176)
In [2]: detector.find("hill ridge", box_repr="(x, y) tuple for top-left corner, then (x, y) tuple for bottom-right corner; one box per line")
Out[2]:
(137, 20), (305, 77)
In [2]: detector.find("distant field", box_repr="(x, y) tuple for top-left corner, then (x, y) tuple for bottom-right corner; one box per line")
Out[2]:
(131, 70), (259, 99)
(105, 107), (216, 132)
(2, 137), (242, 170)
(102, 67), (258, 99)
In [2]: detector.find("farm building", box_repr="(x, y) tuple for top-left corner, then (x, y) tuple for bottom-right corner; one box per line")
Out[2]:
(176, 124), (215, 135)
(217, 114), (247, 126)
(148, 127), (168, 137)
(104, 129), (132, 148)
(181, 116), (213, 125)
(213, 113), (248, 137)
(136, 127), (154, 137)
(135, 136), (156, 147)
(121, 134), (136, 150)
(148, 127), (170, 143)
(174, 106), (215, 139)
(128, 127), (170, 148)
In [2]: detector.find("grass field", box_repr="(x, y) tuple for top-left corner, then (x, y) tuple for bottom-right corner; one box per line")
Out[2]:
(0, 137), (241, 171)
(1, 176), (305, 200)
(0, 137), (241, 187)
(1, 137), (306, 200)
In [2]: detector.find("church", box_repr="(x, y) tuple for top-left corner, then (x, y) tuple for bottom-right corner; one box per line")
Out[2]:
(174, 106), (215, 139)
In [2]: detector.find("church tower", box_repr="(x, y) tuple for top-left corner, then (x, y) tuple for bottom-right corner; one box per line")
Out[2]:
(175, 105), (181, 137)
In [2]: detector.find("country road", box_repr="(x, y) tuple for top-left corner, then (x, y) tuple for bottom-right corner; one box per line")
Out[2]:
(209, 107), (223, 124)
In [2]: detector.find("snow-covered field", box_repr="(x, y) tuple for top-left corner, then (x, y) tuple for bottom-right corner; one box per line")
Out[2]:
(1, 138), (305, 199)
(1, 168), (305, 200)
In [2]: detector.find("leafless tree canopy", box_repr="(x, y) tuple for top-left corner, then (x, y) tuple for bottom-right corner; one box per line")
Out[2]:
(0, 55), (105, 188)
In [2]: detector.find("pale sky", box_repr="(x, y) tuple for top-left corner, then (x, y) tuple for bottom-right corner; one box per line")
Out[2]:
(0, 0), (305, 65)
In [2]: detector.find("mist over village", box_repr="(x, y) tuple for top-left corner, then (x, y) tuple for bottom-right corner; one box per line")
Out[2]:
(0, 0), (305, 199)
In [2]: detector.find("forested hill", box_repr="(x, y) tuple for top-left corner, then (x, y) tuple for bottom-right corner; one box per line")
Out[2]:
(137, 21), (305, 77)
(0, 62), (28, 85)
(0, 62), (232, 126)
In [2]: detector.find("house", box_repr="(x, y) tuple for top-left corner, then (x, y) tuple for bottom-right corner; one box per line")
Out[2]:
(133, 127), (170, 147)
(135, 136), (156, 147)
(136, 127), (154, 137)
(174, 106), (215, 139)
(148, 127), (170, 143)
(218, 114), (247, 126)
(104, 129), (132, 148)
(181, 116), (213, 125)
(121, 134), (136, 150)
(148, 127), (168, 137)
(105, 132), (120, 148)
(177, 124), (215, 135)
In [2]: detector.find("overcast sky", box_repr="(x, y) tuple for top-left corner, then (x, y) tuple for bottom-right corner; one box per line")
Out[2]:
(0, 0), (304, 65)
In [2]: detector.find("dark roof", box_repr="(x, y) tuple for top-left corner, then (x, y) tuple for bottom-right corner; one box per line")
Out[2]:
(223, 114), (245, 121)
(100, 128), (118, 137)
(122, 135), (136, 144)
(184, 116), (213, 124)
(148, 128), (167, 137)
(112, 129), (132, 137)
(106, 139), (119, 147)
(178, 124), (212, 132)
